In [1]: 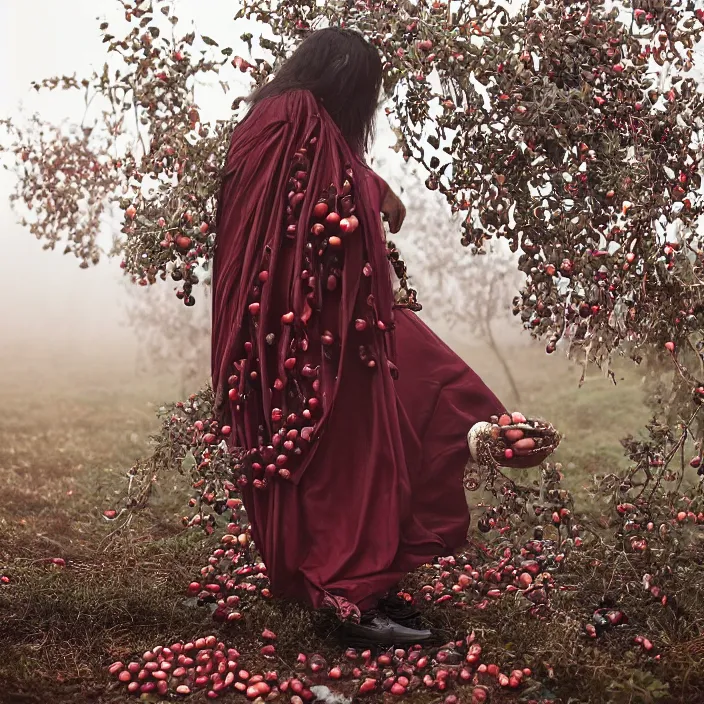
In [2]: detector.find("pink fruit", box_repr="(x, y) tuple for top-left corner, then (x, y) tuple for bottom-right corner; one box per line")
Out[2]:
(103, 509), (117, 519)
(498, 414), (512, 426)
(511, 411), (527, 423)
(117, 670), (132, 682)
(471, 687), (488, 704)
(176, 685), (191, 694)
(518, 572), (533, 588)
(328, 235), (342, 248)
(665, 341), (675, 352)
(281, 312), (295, 325)
(340, 215), (359, 233)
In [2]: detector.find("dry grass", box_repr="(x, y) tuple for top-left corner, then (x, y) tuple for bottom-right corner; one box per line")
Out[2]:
(2, 338), (700, 704)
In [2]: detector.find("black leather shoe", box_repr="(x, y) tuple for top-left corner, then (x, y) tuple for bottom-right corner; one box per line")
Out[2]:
(377, 594), (422, 626)
(341, 610), (433, 646)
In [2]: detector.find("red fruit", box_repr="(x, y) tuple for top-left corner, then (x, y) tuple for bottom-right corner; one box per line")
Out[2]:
(486, 664), (500, 677)
(518, 572), (533, 588)
(221, 425), (231, 436)
(690, 456), (701, 468)
(325, 212), (341, 228)
(504, 429), (524, 443)
(248, 302), (260, 316)
(228, 388), (238, 401)
(329, 667), (342, 679)
(203, 433), (216, 444)
(262, 628), (277, 640)
(125, 205), (137, 219)
(51, 558), (66, 567)
(328, 235), (342, 248)
(175, 235), (192, 250)
(390, 683), (406, 695)
(498, 413), (512, 426)
(504, 448), (514, 460)
(311, 223), (325, 237)
(103, 509), (117, 519)
(359, 678), (377, 694)
(498, 673), (510, 687)
(665, 341), (675, 352)
(313, 202), (329, 218)
(118, 670), (132, 682)
(260, 645), (276, 657)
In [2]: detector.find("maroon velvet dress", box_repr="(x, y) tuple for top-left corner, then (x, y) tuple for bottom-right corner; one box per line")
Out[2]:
(212, 89), (506, 618)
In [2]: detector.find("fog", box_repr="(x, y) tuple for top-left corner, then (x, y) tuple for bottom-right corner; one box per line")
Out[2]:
(0, 2), (395, 370)
(0, 1), (525, 390)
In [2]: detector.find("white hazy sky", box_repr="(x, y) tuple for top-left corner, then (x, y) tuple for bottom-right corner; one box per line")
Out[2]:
(0, 1), (407, 363)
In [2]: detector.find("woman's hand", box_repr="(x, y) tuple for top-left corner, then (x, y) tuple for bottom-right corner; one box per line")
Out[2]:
(381, 186), (406, 234)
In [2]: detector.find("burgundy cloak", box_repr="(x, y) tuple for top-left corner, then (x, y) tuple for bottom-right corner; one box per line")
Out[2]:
(212, 89), (506, 616)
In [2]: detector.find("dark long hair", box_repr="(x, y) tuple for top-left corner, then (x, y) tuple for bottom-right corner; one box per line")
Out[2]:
(247, 27), (383, 156)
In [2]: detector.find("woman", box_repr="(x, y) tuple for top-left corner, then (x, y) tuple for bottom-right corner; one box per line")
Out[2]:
(212, 27), (558, 645)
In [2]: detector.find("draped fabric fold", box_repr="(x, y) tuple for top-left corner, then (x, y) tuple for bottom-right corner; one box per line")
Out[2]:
(213, 89), (396, 488)
(212, 89), (508, 616)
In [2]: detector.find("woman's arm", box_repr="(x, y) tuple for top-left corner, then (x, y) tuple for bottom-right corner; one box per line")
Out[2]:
(377, 176), (406, 234)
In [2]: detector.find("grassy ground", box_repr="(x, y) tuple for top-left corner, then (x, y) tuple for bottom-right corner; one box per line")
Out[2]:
(0, 336), (679, 704)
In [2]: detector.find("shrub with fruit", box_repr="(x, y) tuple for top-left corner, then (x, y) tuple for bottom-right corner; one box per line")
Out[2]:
(4, 0), (704, 700)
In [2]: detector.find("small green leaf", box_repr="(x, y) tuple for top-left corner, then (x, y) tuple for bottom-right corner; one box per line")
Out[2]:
(181, 450), (196, 472)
